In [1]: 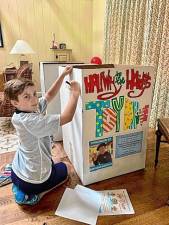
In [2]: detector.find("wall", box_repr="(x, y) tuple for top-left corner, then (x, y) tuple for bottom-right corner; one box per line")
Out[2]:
(0, 0), (94, 88)
(92, 0), (105, 62)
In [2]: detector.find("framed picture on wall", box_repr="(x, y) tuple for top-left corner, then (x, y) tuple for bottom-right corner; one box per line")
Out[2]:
(0, 24), (4, 48)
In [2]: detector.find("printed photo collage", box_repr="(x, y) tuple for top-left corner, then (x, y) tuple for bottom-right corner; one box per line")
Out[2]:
(89, 131), (143, 172)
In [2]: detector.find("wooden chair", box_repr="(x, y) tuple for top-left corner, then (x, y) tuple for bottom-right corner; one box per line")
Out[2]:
(155, 118), (169, 167)
(0, 64), (32, 117)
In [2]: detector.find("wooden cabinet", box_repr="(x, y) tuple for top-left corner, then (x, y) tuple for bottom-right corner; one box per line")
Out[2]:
(0, 64), (32, 117)
(0, 68), (17, 117)
(3, 67), (17, 82)
(51, 49), (72, 62)
(0, 73), (4, 91)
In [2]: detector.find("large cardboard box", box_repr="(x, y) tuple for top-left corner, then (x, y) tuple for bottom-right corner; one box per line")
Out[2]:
(60, 64), (154, 185)
(39, 62), (83, 140)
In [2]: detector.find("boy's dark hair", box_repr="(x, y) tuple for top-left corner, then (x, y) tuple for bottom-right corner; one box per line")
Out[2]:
(97, 143), (106, 151)
(4, 78), (35, 101)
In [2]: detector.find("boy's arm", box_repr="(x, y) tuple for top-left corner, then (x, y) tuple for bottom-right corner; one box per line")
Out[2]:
(60, 81), (80, 125)
(45, 66), (72, 103)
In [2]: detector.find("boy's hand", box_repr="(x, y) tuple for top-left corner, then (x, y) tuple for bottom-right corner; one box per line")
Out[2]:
(70, 80), (81, 96)
(62, 66), (73, 77)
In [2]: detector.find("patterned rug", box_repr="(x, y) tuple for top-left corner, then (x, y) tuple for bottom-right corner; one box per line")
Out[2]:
(0, 117), (18, 154)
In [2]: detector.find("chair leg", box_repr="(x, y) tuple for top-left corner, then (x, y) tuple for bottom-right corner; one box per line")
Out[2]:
(155, 129), (162, 167)
(167, 199), (169, 206)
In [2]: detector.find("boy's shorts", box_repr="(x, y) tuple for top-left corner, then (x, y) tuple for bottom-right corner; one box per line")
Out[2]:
(11, 162), (68, 195)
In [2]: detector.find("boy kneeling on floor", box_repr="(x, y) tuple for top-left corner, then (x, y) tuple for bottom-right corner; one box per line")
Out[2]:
(4, 66), (80, 205)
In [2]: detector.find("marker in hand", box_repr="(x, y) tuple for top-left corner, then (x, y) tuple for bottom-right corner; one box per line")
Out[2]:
(66, 80), (81, 96)
(66, 81), (71, 86)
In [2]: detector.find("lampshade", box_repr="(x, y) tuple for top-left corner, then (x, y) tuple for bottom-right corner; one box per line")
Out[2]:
(10, 40), (35, 55)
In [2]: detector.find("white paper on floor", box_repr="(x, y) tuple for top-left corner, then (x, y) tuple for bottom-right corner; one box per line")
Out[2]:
(55, 185), (134, 224)
(55, 186), (101, 225)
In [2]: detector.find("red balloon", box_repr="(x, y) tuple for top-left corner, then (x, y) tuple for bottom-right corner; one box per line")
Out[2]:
(90, 56), (102, 65)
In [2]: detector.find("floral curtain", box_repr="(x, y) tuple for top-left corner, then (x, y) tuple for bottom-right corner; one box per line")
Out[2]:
(104, 0), (169, 128)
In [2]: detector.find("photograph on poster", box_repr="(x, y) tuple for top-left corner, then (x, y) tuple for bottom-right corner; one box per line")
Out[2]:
(115, 131), (143, 158)
(89, 137), (113, 172)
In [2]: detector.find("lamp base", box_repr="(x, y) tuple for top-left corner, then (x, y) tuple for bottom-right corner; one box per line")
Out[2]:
(20, 60), (29, 66)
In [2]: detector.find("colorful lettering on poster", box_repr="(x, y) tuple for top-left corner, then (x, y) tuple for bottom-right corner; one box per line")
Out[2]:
(84, 70), (125, 100)
(139, 105), (149, 125)
(85, 97), (149, 137)
(124, 98), (133, 130)
(124, 100), (140, 130)
(85, 100), (110, 137)
(83, 69), (151, 100)
(111, 96), (124, 132)
(103, 108), (116, 132)
(126, 69), (151, 98)
(129, 101), (140, 129)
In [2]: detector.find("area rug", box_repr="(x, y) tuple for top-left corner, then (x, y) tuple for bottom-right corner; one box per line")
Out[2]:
(0, 117), (18, 154)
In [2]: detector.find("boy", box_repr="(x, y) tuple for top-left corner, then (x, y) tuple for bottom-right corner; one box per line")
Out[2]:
(4, 66), (81, 205)
(92, 143), (112, 165)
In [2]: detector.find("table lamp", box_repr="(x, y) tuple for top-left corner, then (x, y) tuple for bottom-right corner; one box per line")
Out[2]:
(10, 40), (35, 66)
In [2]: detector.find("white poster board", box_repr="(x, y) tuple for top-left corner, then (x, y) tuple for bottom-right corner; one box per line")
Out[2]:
(60, 64), (154, 185)
(39, 62), (83, 141)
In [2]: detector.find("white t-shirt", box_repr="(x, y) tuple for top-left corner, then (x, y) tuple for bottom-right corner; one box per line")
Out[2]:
(12, 97), (61, 184)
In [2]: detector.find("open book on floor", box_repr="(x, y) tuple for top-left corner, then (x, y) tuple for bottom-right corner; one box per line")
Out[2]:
(55, 185), (134, 225)
(0, 163), (12, 187)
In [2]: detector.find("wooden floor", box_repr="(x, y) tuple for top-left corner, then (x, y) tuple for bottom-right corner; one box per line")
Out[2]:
(0, 129), (169, 225)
